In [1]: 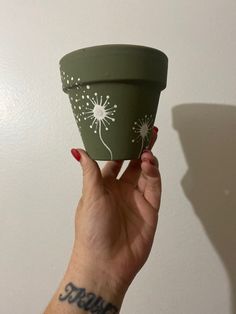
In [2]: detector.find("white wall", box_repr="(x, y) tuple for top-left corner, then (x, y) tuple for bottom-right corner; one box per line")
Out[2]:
(1, 1), (236, 313)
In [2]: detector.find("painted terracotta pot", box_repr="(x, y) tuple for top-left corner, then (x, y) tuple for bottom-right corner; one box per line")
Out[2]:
(59, 44), (168, 160)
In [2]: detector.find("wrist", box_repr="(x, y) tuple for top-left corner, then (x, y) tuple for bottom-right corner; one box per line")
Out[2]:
(67, 249), (128, 299)
(70, 244), (130, 293)
(45, 253), (126, 314)
(58, 280), (122, 314)
(53, 250), (127, 313)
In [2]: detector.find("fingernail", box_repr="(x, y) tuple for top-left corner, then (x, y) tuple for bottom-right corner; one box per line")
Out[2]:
(71, 148), (81, 162)
(153, 126), (159, 134)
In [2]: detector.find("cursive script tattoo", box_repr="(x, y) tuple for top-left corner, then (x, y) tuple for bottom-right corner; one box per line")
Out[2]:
(59, 282), (119, 313)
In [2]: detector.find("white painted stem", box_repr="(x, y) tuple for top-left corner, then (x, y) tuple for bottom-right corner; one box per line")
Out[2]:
(138, 137), (145, 159)
(98, 121), (113, 160)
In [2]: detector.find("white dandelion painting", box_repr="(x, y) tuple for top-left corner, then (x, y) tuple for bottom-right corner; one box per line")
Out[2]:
(60, 72), (117, 159)
(80, 91), (117, 159)
(131, 114), (154, 158)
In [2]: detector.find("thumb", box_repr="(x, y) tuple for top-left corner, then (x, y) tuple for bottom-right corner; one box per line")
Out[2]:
(71, 148), (104, 197)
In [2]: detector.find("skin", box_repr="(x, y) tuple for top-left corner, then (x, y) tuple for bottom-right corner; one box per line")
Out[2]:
(45, 127), (161, 313)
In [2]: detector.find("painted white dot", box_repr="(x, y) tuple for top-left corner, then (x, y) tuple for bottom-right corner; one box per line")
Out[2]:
(73, 106), (76, 109)
(66, 74), (69, 77)
(75, 99), (78, 102)
(82, 95), (85, 99)
(71, 77), (74, 81)
(106, 95), (109, 99)
(83, 90), (86, 93)
(86, 95), (89, 99)
(94, 92), (97, 96)
(77, 78), (80, 81)
(62, 71), (65, 75)
(84, 118), (86, 120)
(105, 128), (108, 131)
(132, 139), (135, 143)
(78, 118), (81, 121)
(112, 118), (115, 122)
(79, 106), (81, 109)
(90, 125), (92, 128)
(67, 80), (69, 84)
(114, 105), (117, 108)
(70, 97), (73, 100)
(86, 85), (90, 89)
(94, 130), (97, 133)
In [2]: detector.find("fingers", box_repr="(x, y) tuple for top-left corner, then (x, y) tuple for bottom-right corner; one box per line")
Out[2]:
(148, 126), (158, 150)
(71, 148), (104, 197)
(119, 126), (158, 186)
(139, 150), (161, 210)
(101, 160), (124, 180)
(118, 158), (142, 186)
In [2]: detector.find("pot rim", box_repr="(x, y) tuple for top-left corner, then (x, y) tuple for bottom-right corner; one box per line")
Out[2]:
(59, 44), (168, 93)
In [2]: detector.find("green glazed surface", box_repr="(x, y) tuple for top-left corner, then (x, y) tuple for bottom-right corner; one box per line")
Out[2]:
(59, 44), (168, 160)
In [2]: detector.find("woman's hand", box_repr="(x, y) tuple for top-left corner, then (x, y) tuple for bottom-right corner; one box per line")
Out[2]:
(71, 127), (161, 290)
(45, 127), (161, 314)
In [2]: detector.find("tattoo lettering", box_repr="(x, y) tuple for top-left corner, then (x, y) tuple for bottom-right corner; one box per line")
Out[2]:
(59, 282), (119, 313)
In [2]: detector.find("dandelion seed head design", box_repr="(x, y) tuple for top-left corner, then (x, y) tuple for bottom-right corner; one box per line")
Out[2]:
(61, 72), (117, 159)
(80, 92), (117, 134)
(132, 114), (154, 158)
(131, 114), (154, 144)
(79, 89), (117, 159)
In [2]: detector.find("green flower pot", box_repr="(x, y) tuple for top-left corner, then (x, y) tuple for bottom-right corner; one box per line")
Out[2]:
(59, 44), (168, 160)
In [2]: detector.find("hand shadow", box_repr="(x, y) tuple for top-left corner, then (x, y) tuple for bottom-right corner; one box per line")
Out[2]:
(172, 104), (236, 314)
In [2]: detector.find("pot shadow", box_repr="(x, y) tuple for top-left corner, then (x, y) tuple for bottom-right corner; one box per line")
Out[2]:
(172, 104), (236, 313)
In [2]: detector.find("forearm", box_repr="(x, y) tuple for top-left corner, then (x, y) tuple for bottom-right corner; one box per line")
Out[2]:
(44, 251), (126, 314)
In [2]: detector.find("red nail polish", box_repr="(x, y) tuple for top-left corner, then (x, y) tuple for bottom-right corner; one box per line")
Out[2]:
(153, 126), (159, 134)
(71, 149), (81, 162)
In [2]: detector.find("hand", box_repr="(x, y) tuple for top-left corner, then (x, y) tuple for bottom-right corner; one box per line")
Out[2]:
(44, 127), (161, 313)
(71, 127), (161, 293)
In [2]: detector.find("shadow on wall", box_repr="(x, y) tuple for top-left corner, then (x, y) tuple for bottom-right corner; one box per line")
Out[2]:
(172, 104), (236, 314)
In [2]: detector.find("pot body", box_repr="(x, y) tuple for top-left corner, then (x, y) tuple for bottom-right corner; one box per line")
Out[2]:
(59, 44), (168, 160)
